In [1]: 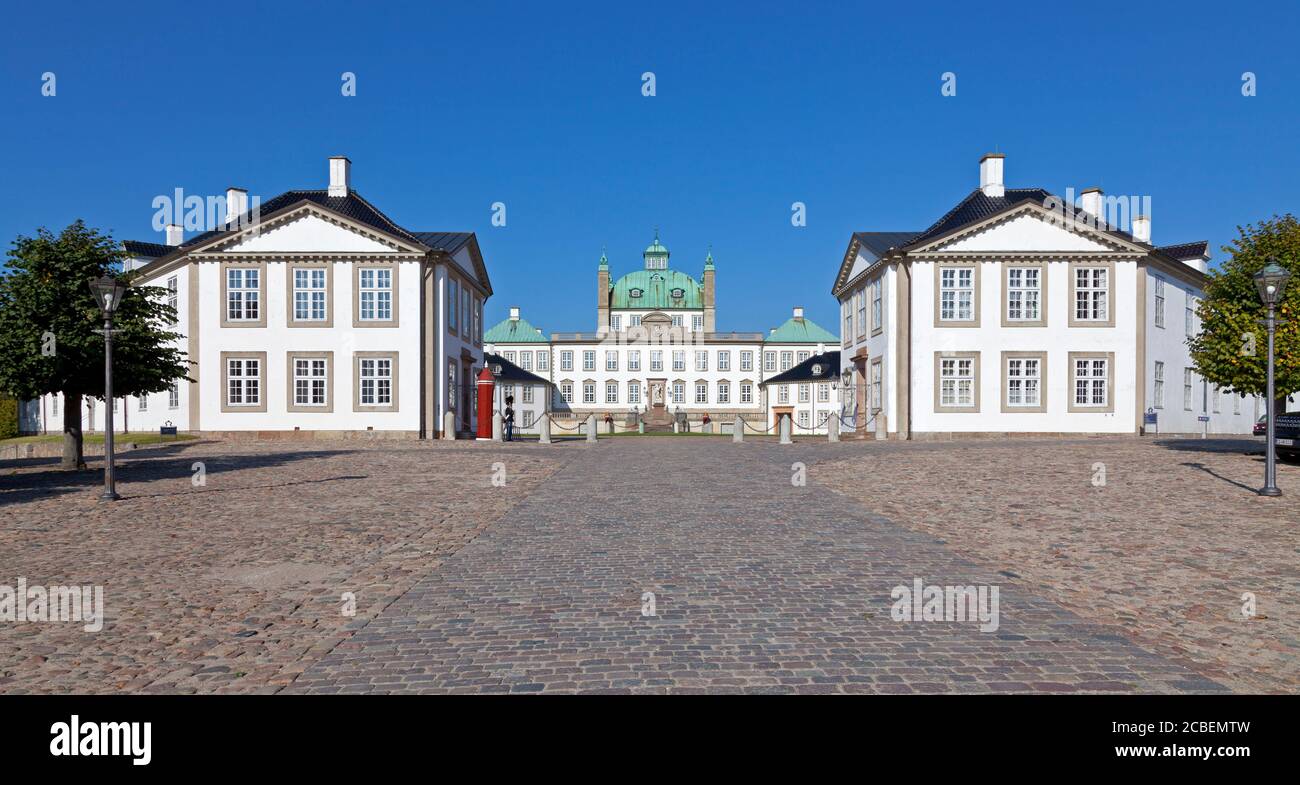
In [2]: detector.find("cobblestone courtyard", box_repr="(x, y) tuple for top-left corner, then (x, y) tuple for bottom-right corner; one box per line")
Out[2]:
(2, 435), (1296, 693)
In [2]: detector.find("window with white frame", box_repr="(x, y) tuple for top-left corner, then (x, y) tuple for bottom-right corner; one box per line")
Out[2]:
(359, 357), (392, 406)
(672, 381), (684, 403)
(940, 357), (975, 407)
(695, 351), (708, 372)
(778, 385), (789, 404)
(1153, 361), (1165, 408)
(294, 268), (327, 321)
(611, 315), (622, 331)
(294, 357), (328, 406)
(1153, 278), (1166, 328)
(1005, 357), (1041, 407)
(537, 351), (549, 371)
(718, 381), (730, 403)
(1212, 386), (1220, 413)
(780, 351), (793, 371)
(606, 381), (618, 403)
(560, 351), (573, 371)
(583, 382), (596, 403)
(740, 351), (753, 372)
(1073, 358), (1108, 407)
(870, 361), (882, 411)
(522, 385), (534, 404)
(138, 394), (148, 411)
(503, 351), (516, 363)
(448, 362), (457, 408)
(798, 410), (810, 429)
(583, 350), (596, 371)
(560, 382), (573, 404)
(226, 358), (260, 406)
(871, 279), (882, 332)
(1006, 267), (1041, 322)
(629, 381), (641, 404)
(695, 382), (707, 404)
(1233, 392), (1241, 415)
(520, 352), (532, 371)
(1185, 293), (1195, 338)
(167, 276), (178, 325)
(359, 268), (392, 321)
(671, 315), (683, 327)
(1074, 267), (1108, 322)
(798, 384), (810, 403)
(605, 351), (618, 371)
(718, 351), (730, 371)
(842, 300), (852, 346)
(797, 350), (810, 364)
(522, 410), (534, 428)
(855, 289), (866, 338)
(817, 383), (829, 403)
(740, 382), (753, 404)
(630, 315), (641, 327)
(651, 350), (663, 372)
(940, 267), (974, 321)
(226, 268), (259, 321)
(764, 351), (776, 372)
(692, 314), (703, 331)
(672, 350), (685, 372)
(168, 382), (179, 409)
(628, 350), (641, 371)
(1183, 368), (1193, 410)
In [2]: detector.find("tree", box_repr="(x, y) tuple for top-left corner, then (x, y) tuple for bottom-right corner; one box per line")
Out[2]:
(0, 221), (190, 469)
(1190, 214), (1300, 406)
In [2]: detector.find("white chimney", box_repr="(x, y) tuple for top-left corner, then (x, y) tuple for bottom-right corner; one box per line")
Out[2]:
(1080, 187), (1103, 222)
(793, 306), (804, 319)
(165, 224), (183, 246)
(1185, 253), (1208, 274)
(328, 156), (351, 197)
(225, 187), (248, 225)
(979, 153), (1005, 197)
(509, 307), (520, 321)
(1132, 215), (1151, 244)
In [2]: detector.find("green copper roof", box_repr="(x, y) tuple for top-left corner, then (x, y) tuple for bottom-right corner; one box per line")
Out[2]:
(610, 269), (702, 310)
(644, 230), (669, 257)
(704, 247), (714, 270)
(484, 314), (549, 343)
(765, 313), (838, 343)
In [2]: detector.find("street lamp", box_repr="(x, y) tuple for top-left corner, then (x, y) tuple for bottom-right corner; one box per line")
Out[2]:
(89, 274), (128, 501)
(1253, 260), (1291, 497)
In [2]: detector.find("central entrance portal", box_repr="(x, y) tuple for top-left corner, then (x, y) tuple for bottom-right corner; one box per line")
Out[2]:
(646, 378), (671, 426)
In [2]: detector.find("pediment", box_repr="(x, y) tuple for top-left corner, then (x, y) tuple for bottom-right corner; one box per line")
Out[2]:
(930, 209), (1119, 254)
(217, 210), (408, 254)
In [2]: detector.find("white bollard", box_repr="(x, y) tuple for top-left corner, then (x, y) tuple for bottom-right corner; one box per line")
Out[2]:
(492, 411), (503, 441)
(875, 412), (887, 441)
(733, 415), (744, 443)
(443, 411), (456, 440)
(539, 416), (551, 444)
(828, 415), (839, 442)
(586, 414), (597, 443)
(672, 420), (679, 434)
(779, 414), (792, 444)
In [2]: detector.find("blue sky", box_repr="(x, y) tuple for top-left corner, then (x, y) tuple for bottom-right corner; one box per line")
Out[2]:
(2, 0), (1297, 334)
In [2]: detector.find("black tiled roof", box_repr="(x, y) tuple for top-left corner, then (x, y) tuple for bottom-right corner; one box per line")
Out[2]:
(122, 240), (173, 258)
(759, 351), (841, 387)
(1156, 241), (1209, 261)
(484, 352), (551, 386)
(905, 188), (1052, 247)
(410, 232), (473, 253)
(853, 231), (921, 257)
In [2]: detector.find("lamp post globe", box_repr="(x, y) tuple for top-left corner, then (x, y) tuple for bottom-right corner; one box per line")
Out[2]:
(88, 274), (127, 501)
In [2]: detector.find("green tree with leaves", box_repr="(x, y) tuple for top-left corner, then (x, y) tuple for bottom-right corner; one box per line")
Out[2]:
(1190, 214), (1300, 406)
(0, 221), (190, 469)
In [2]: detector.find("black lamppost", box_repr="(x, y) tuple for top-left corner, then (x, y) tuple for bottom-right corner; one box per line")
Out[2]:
(89, 274), (128, 501)
(1253, 260), (1291, 497)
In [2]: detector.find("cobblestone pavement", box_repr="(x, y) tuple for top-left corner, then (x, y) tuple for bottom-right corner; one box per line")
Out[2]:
(820, 437), (1299, 694)
(0, 440), (562, 693)
(289, 437), (1240, 694)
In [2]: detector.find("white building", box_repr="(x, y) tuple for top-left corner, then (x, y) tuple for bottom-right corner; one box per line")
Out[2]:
(485, 235), (839, 433)
(832, 153), (1261, 438)
(27, 156), (492, 439)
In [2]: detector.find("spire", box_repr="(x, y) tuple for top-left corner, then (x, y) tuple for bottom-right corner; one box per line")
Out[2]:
(598, 245), (608, 269)
(704, 244), (714, 270)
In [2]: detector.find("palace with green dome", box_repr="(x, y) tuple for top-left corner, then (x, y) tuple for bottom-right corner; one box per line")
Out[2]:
(485, 232), (841, 433)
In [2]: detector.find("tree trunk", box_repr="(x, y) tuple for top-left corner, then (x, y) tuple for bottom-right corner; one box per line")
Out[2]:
(61, 392), (86, 470)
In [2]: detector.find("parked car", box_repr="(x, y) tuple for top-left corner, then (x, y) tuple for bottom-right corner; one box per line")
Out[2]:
(1254, 415), (1268, 436)
(1272, 413), (1300, 459)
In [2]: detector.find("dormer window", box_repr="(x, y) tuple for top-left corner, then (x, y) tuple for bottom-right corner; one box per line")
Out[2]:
(670, 288), (685, 299)
(629, 288), (643, 298)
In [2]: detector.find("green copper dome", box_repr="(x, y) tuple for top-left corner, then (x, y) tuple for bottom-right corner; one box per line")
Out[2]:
(484, 313), (550, 343)
(610, 269), (702, 310)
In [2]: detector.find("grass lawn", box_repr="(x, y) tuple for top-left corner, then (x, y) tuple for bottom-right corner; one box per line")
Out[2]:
(1, 432), (198, 447)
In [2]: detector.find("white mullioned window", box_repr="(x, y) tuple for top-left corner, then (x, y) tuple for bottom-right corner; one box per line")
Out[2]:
(843, 299), (852, 345)
(740, 351), (753, 372)
(740, 382), (753, 404)
(1153, 278), (1166, 328)
(871, 279), (882, 332)
(606, 351), (618, 371)
(1185, 293), (1195, 338)
(798, 384), (810, 403)
(537, 350), (549, 371)
(856, 289), (866, 338)
(359, 268), (392, 321)
(520, 352), (532, 371)
(606, 381), (618, 403)
(797, 350), (810, 363)
(294, 358), (328, 406)
(628, 350), (641, 371)
(629, 381), (641, 404)
(611, 315), (622, 331)
(503, 351), (516, 363)
(522, 385), (534, 404)
(718, 381), (730, 403)
(167, 275), (179, 325)
(817, 383), (829, 403)
(359, 357), (392, 405)
(226, 358), (260, 406)
(1074, 267), (1108, 322)
(1153, 361), (1165, 408)
(1184, 368), (1194, 410)
(583, 382), (596, 404)
(692, 314), (703, 331)
(778, 385), (790, 404)
(1074, 358), (1109, 407)
(226, 268), (259, 321)
(1005, 357), (1041, 407)
(672, 350), (685, 372)
(672, 381), (684, 404)
(630, 315), (641, 327)
(695, 351), (708, 372)
(671, 315), (683, 327)
(560, 382), (573, 404)
(870, 361), (882, 411)
(764, 351), (776, 372)
(695, 382), (708, 404)
(583, 350), (596, 371)
(940, 267), (974, 321)
(798, 410), (810, 429)
(718, 351), (730, 371)
(138, 394), (148, 412)
(1007, 267), (1040, 321)
(294, 268), (327, 321)
(560, 351), (573, 371)
(168, 382), (179, 409)
(651, 351), (663, 372)
(940, 357), (974, 407)
(780, 351), (793, 371)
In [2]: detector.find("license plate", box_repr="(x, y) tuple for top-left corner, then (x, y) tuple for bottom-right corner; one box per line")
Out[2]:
(1277, 438), (1295, 447)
